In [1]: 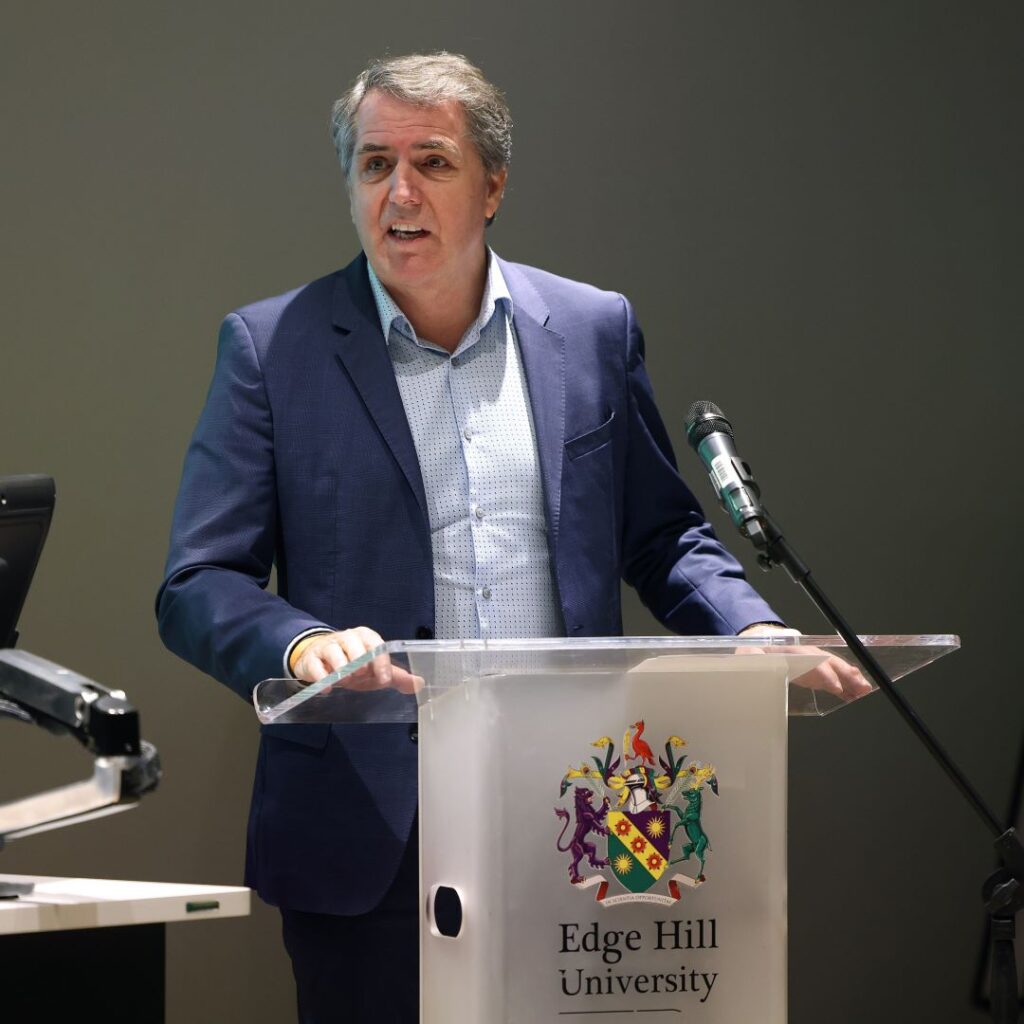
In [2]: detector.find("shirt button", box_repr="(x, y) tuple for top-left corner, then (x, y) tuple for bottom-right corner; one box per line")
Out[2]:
(408, 725), (418, 744)
(451, 356), (461, 367)
(474, 506), (484, 520)
(463, 427), (472, 441)
(481, 586), (492, 600)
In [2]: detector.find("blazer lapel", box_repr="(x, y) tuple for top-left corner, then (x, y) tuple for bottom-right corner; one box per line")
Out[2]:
(499, 258), (566, 554)
(330, 256), (428, 520)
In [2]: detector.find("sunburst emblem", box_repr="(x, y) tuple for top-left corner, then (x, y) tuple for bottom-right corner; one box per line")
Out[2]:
(646, 816), (666, 839)
(613, 853), (633, 875)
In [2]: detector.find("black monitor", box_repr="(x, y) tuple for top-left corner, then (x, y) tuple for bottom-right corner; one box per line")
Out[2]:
(0, 475), (55, 649)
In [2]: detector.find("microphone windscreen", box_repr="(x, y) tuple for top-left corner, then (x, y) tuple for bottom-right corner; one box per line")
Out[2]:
(685, 401), (733, 446)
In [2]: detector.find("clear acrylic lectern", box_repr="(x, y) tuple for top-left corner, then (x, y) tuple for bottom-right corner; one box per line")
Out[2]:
(254, 635), (957, 1023)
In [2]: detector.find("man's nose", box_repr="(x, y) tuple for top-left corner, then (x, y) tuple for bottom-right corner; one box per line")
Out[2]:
(389, 164), (420, 206)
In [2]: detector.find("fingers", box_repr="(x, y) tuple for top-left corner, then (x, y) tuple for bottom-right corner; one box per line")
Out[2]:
(390, 667), (425, 695)
(294, 638), (339, 683)
(792, 659), (844, 697)
(293, 627), (391, 685)
(318, 640), (349, 675)
(829, 656), (873, 698)
(334, 660), (418, 694)
(817, 661), (845, 697)
(356, 626), (393, 687)
(790, 653), (875, 701)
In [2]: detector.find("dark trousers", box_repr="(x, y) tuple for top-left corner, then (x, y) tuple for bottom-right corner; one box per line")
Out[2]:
(280, 829), (419, 1024)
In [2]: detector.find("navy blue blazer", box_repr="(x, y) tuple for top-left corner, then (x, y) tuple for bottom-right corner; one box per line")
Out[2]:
(157, 253), (778, 914)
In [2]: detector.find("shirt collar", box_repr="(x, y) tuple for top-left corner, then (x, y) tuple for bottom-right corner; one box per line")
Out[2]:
(366, 250), (513, 350)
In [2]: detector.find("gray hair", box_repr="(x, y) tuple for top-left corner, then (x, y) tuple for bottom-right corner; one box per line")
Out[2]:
(329, 52), (512, 179)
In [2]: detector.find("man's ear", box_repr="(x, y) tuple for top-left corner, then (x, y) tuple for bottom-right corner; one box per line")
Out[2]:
(485, 168), (509, 221)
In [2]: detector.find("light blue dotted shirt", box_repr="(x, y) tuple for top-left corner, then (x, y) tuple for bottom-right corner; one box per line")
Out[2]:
(367, 253), (564, 641)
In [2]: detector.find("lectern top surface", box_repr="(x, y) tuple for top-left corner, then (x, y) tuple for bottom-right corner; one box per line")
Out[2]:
(253, 635), (958, 725)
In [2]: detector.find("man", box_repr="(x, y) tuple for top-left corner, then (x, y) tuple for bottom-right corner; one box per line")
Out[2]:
(157, 52), (864, 1023)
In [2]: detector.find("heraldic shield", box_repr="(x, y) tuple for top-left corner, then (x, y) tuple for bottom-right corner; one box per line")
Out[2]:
(606, 808), (671, 893)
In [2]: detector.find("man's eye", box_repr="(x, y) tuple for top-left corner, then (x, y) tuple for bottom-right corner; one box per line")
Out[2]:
(424, 156), (449, 169)
(364, 158), (388, 174)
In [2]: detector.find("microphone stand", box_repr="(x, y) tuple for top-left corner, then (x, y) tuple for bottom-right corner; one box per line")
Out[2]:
(747, 508), (1023, 1024)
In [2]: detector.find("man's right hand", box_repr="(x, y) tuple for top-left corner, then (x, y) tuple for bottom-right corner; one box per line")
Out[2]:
(290, 627), (421, 694)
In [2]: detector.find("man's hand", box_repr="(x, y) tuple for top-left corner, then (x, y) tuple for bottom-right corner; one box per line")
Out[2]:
(737, 623), (873, 701)
(290, 627), (421, 694)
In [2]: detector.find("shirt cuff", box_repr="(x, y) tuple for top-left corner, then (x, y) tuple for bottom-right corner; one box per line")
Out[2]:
(738, 622), (801, 638)
(283, 628), (333, 678)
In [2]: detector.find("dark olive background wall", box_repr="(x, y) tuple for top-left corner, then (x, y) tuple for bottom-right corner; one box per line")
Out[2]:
(2, 2), (1021, 1021)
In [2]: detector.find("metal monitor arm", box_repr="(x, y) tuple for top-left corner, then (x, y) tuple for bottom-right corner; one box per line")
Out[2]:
(0, 649), (161, 896)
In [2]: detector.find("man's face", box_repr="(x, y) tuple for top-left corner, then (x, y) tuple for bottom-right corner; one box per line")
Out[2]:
(347, 90), (507, 297)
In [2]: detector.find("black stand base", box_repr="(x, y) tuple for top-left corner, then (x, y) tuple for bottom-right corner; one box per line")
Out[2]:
(0, 922), (165, 1022)
(986, 870), (1023, 1023)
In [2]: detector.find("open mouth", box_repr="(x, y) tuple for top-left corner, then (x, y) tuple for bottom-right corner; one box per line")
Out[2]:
(388, 223), (429, 241)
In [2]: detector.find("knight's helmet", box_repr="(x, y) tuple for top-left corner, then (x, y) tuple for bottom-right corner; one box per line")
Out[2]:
(624, 766), (659, 808)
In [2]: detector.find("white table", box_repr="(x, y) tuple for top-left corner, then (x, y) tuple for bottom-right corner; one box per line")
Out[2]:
(0, 874), (250, 1022)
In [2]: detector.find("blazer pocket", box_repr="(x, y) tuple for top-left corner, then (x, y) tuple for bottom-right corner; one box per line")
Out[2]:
(565, 410), (615, 461)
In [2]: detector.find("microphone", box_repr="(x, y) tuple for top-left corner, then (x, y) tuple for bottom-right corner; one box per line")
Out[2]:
(685, 401), (768, 546)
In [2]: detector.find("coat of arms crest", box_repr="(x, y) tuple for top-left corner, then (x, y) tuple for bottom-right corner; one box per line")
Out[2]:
(553, 721), (718, 906)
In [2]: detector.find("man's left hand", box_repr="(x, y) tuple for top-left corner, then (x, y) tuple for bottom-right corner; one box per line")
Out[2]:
(737, 623), (873, 701)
